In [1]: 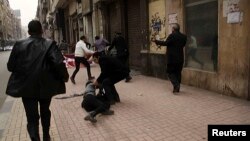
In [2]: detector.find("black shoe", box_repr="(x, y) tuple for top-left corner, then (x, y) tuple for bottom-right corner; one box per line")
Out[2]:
(102, 110), (114, 115)
(43, 135), (51, 141)
(114, 94), (120, 102)
(70, 77), (76, 84)
(125, 76), (132, 82)
(173, 85), (180, 93)
(110, 100), (116, 105)
(43, 130), (50, 141)
(115, 98), (120, 102)
(31, 137), (40, 141)
(84, 114), (97, 123)
(27, 125), (40, 141)
(88, 76), (95, 80)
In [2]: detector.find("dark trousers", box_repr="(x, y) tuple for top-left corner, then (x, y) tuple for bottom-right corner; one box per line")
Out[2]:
(22, 97), (52, 140)
(71, 57), (92, 80)
(101, 73), (127, 103)
(117, 55), (131, 77)
(167, 63), (183, 89)
(81, 94), (110, 117)
(99, 50), (106, 57)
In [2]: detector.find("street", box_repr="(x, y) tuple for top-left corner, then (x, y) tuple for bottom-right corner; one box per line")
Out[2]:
(0, 51), (10, 109)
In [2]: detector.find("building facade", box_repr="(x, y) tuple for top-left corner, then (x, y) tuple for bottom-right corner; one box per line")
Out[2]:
(0, 0), (22, 46)
(140, 0), (250, 100)
(36, 0), (250, 100)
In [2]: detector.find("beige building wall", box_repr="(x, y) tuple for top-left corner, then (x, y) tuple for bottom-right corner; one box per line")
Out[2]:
(145, 0), (250, 99)
(162, 0), (250, 99)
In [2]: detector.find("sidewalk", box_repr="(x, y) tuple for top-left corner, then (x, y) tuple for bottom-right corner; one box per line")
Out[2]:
(1, 64), (250, 141)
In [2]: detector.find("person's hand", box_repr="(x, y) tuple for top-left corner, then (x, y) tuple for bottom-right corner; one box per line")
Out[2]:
(93, 80), (99, 87)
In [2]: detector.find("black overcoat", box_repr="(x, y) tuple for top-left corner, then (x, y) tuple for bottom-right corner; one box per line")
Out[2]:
(155, 31), (187, 64)
(6, 36), (69, 98)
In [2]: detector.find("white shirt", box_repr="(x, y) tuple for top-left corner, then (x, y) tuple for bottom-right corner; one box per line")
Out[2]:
(74, 40), (94, 57)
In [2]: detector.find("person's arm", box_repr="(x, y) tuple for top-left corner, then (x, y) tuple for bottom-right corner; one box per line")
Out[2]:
(108, 38), (116, 51)
(81, 42), (94, 55)
(154, 34), (174, 46)
(103, 39), (110, 45)
(47, 41), (69, 82)
(7, 42), (18, 72)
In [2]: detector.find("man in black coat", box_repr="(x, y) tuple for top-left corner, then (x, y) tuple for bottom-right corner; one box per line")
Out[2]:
(6, 20), (69, 141)
(108, 32), (132, 82)
(92, 52), (129, 104)
(152, 23), (187, 93)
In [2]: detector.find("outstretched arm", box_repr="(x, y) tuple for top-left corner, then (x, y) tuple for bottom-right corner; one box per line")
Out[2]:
(108, 38), (116, 51)
(153, 34), (174, 47)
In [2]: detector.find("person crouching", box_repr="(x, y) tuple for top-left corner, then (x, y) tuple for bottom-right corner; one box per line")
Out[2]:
(82, 81), (114, 123)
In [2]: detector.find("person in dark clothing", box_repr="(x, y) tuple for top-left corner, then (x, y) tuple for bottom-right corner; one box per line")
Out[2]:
(152, 23), (187, 93)
(108, 32), (132, 82)
(81, 81), (114, 123)
(92, 52), (129, 104)
(6, 20), (69, 141)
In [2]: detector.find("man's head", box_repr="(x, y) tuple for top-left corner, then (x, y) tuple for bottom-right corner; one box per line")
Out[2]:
(28, 20), (43, 36)
(95, 36), (100, 40)
(80, 35), (87, 42)
(115, 31), (122, 37)
(172, 23), (180, 32)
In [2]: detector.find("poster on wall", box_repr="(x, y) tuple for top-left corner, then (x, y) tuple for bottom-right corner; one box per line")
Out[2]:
(227, 11), (243, 23)
(223, 0), (240, 17)
(168, 13), (178, 24)
(149, 0), (166, 54)
(168, 13), (178, 35)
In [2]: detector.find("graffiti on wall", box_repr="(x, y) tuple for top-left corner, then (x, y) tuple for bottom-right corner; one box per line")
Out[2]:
(150, 12), (166, 51)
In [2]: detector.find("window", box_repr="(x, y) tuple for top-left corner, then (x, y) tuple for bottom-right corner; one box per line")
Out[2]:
(185, 0), (218, 71)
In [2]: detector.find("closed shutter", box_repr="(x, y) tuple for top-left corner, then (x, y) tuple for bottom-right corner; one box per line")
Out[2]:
(108, 2), (122, 40)
(127, 0), (141, 68)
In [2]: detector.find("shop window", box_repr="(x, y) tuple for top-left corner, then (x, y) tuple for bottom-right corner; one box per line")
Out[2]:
(185, 0), (218, 71)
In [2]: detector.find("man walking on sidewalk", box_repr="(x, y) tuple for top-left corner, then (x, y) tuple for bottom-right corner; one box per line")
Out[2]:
(152, 23), (187, 93)
(6, 20), (69, 141)
(70, 35), (95, 84)
(108, 32), (132, 82)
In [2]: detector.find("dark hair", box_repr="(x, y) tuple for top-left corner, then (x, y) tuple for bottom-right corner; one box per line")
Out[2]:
(95, 36), (100, 40)
(172, 23), (180, 31)
(28, 20), (42, 35)
(80, 35), (86, 40)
